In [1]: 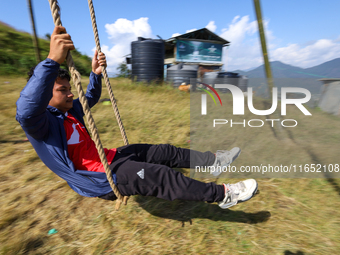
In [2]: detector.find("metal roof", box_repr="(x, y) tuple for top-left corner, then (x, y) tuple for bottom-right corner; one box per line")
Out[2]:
(166, 28), (229, 46)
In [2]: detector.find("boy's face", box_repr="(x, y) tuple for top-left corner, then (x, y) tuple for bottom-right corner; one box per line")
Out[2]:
(49, 78), (74, 113)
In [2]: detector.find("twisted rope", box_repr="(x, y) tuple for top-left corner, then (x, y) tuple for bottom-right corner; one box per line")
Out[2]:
(87, 0), (129, 207)
(48, 0), (126, 210)
(88, 0), (129, 147)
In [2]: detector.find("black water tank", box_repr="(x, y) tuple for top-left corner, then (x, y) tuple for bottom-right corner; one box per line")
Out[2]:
(216, 72), (240, 92)
(238, 75), (248, 92)
(166, 64), (198, 87)
(202, 71), (219, 87)
(131, 37), (164, 82)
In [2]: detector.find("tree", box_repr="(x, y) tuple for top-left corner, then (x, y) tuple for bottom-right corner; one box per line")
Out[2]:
(117, 61), (131, 78)
(45, 33), (51, 41)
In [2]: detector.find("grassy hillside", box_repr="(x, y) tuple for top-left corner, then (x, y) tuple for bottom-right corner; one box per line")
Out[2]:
(1, 75), (340, 254)
(0, 22), (92, 76)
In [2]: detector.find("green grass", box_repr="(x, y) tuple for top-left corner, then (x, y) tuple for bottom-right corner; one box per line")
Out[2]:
(1, 76), (340, 254)
(0, 22), (92, 76)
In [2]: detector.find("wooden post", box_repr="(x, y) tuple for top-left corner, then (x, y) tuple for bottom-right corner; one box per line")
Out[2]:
(253, 0), (284, 138)
(253, 0), (274, 98)
(27, 0), (41, 63)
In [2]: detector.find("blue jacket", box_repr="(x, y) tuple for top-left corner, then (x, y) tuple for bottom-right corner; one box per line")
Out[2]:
(16, 58), (115, 197)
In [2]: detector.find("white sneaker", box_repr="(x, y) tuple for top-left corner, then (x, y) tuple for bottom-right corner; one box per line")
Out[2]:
(210, 147), (241, 177)
(219, 179), (258, 209)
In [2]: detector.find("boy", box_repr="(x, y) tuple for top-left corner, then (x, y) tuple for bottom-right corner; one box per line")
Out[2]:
(16, 26), (258, 209)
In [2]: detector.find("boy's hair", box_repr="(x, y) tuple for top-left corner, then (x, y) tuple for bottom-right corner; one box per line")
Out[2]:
(27, 66), (71, 82)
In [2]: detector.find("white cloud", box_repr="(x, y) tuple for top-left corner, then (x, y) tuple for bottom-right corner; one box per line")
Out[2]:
(100, 17), (153, 75)
(186, 28), (197, 33)
(171, 28), (197, 38)
(219, 15), (340, 70)
(171, 33), (181, 38)
(272, 39), (340, 68)
(205, 21), (216, 32)
(100, 15), (340, 75)
(219, 15), (264, 71)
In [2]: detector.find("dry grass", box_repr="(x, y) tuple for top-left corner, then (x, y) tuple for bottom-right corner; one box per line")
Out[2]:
(1, 76), (340, 254)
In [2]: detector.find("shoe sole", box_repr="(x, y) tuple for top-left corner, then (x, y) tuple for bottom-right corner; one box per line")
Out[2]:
(238, 182), (258, 203)
(231, 148), (241, 163)
(219, 180), (258, 209)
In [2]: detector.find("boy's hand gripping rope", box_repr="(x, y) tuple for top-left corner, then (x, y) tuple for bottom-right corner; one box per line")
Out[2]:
(48, 0), (129, 210)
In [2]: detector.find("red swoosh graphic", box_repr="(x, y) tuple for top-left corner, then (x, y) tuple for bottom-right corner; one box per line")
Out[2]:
(201, 83), (222, 106)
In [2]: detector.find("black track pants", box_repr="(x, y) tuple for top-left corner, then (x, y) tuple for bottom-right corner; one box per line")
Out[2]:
(99, 144), (225, 203)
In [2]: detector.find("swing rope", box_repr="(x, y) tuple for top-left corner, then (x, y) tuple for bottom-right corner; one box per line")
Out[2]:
(87, 0), (129, 147)
(48, 0), (128, 210)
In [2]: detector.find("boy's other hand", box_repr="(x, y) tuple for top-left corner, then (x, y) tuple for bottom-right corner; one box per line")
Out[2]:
(92, 50), (107, 75)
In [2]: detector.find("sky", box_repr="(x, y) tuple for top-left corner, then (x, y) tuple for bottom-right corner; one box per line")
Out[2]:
(1, 0), (340, 75)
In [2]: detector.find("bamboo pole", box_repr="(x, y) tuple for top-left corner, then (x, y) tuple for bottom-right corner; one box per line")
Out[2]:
(27, 0), (41, 63)
(253, 0), (284, 138)
(253, 0), (274, 98)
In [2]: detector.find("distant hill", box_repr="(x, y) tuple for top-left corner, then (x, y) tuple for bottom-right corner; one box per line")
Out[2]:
(305, 58), (340, 78)
(233, 58), (340, 79)
(0, 21), (92, 76)
(231, 59), (340, 98)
